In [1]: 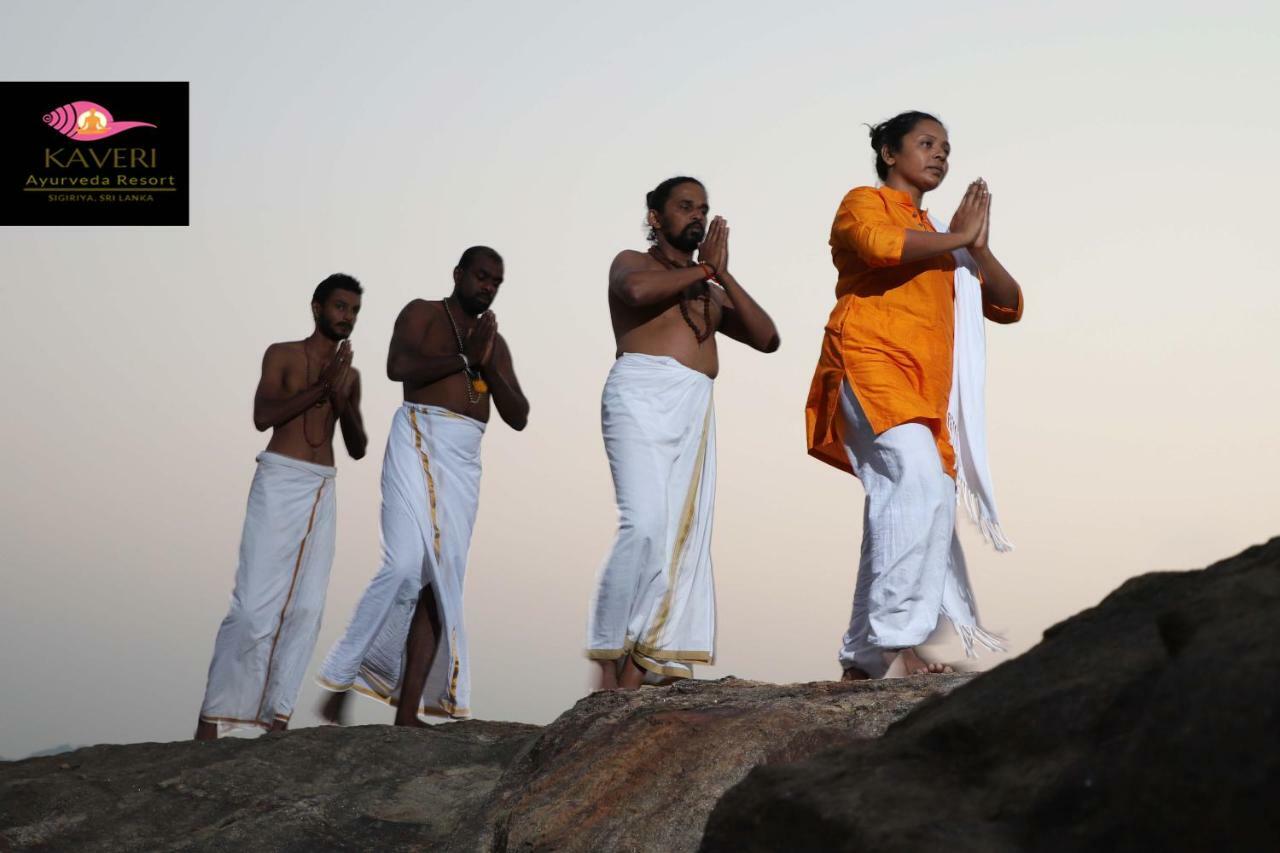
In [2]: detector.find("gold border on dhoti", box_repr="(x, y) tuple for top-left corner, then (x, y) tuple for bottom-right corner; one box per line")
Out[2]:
(408, 409), (443, 563)
(585, 643), (712, 662)
(643, 400), (713, 648)
(315, 672), (469, 720)
(446, 628), (462, 712)
(631, 655), (696, 679)
(199, 711), (292, 730)
(252, 478), (327, 724)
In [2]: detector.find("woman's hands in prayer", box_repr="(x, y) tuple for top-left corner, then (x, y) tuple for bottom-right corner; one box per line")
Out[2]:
(950, 179), (990, 247)
(961, 179), (1022, 319)
(971, 181), (993, 252)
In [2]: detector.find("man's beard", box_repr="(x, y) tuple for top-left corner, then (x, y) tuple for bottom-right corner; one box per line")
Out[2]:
(665, 222), (704, 253)
(318, 317), (351, 341)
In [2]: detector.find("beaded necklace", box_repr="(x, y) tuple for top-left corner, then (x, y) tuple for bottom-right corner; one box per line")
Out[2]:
(647, 247), (714, 343)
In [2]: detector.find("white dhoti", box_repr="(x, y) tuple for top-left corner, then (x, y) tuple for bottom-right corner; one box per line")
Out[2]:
(200, 451), (337, 733)
(318, 403), (483, 719)
(838, 380), (1001, 677)
(587, 353), (717, 680)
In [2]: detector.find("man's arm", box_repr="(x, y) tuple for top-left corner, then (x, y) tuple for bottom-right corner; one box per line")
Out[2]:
(386, 300), (471, 385)
(333, 368), (368, 459)
(481, 334), (529, 431)
(697, 217), (779, 352)
(253, 343), (343, 432)
(609, 250), (709, 307)
(714, 273), (780, 352)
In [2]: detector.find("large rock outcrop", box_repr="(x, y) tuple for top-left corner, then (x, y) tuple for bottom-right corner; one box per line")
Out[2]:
(478, 675), (968, 852)
(701, 537), (1280, 852)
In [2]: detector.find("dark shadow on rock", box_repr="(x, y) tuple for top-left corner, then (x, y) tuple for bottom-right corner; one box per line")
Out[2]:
(700, 537), (1280, 853)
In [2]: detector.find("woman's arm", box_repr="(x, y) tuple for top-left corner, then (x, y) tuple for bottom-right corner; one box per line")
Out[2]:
(970, 190), (1023, 323)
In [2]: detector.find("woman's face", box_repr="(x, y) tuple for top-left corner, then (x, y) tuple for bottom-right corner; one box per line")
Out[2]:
(885, 119), (950, 192)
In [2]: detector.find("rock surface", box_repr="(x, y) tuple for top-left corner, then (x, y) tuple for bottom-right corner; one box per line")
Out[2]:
(478, 675), (969, 852)
(0, 677), (965, 852)
(0, 721), (539, 852)
(701, 537), (1280, 853)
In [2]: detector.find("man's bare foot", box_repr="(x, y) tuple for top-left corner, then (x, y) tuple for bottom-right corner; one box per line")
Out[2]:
(393, 697), (430, 727)
(592, 659), (620, 691)
(841, 666), (870, 681)
(269, 719), (289, 733)
(882, 648), (954, 678)
(617, 656), (648, 690)
(318, 690), (350, 726)
(193, 720), (217, 741)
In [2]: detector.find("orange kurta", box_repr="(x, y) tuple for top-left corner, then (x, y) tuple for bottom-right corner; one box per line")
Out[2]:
(805, 185), (1020, 479)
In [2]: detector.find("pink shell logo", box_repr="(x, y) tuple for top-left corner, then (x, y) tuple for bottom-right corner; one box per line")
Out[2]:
(43, 101), (156, 142)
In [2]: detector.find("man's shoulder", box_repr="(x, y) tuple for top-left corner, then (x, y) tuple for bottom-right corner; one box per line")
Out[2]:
(612, 248), (658, 268)
(403, 297), (442, 312)
(264, 340), (304, 358)
(398, 298), (444, 323)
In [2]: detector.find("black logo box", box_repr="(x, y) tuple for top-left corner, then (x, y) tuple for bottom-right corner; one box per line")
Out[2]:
(0, 82), (188, 226)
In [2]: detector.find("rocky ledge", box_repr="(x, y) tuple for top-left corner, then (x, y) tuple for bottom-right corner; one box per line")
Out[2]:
(4, 537), (1277, 852)
(0, 677), (966, 852)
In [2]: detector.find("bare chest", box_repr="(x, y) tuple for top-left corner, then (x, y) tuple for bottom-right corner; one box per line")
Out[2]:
(281, 348), (324, 395)
(422, 306), (475, 356)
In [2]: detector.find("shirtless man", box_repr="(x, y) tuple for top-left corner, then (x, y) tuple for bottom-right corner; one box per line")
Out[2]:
(586, 177), (780, 690)
(195, 273), (367, 739)
(317, 246), (528, 724)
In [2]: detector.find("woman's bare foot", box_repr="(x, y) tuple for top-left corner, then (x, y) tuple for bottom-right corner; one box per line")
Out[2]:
(318, 691), (350, 726)
(193, 720), (217, 741)
(882, 648), (954, 678)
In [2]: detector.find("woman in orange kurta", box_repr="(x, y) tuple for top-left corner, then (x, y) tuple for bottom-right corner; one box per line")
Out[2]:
(805, 111), (1023, 679)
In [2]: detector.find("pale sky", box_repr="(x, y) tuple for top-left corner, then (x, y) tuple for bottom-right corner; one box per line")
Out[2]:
(2, 0), (1278, 758)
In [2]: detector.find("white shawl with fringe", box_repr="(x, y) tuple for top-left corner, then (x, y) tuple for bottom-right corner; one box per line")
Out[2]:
(930, 214), (1014, 552)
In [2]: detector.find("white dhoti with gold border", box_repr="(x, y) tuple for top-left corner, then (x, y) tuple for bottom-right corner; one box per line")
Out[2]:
(199, 451), (337, 733)
(318, 403), (484, 719)
(587, 353), (717, 680)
